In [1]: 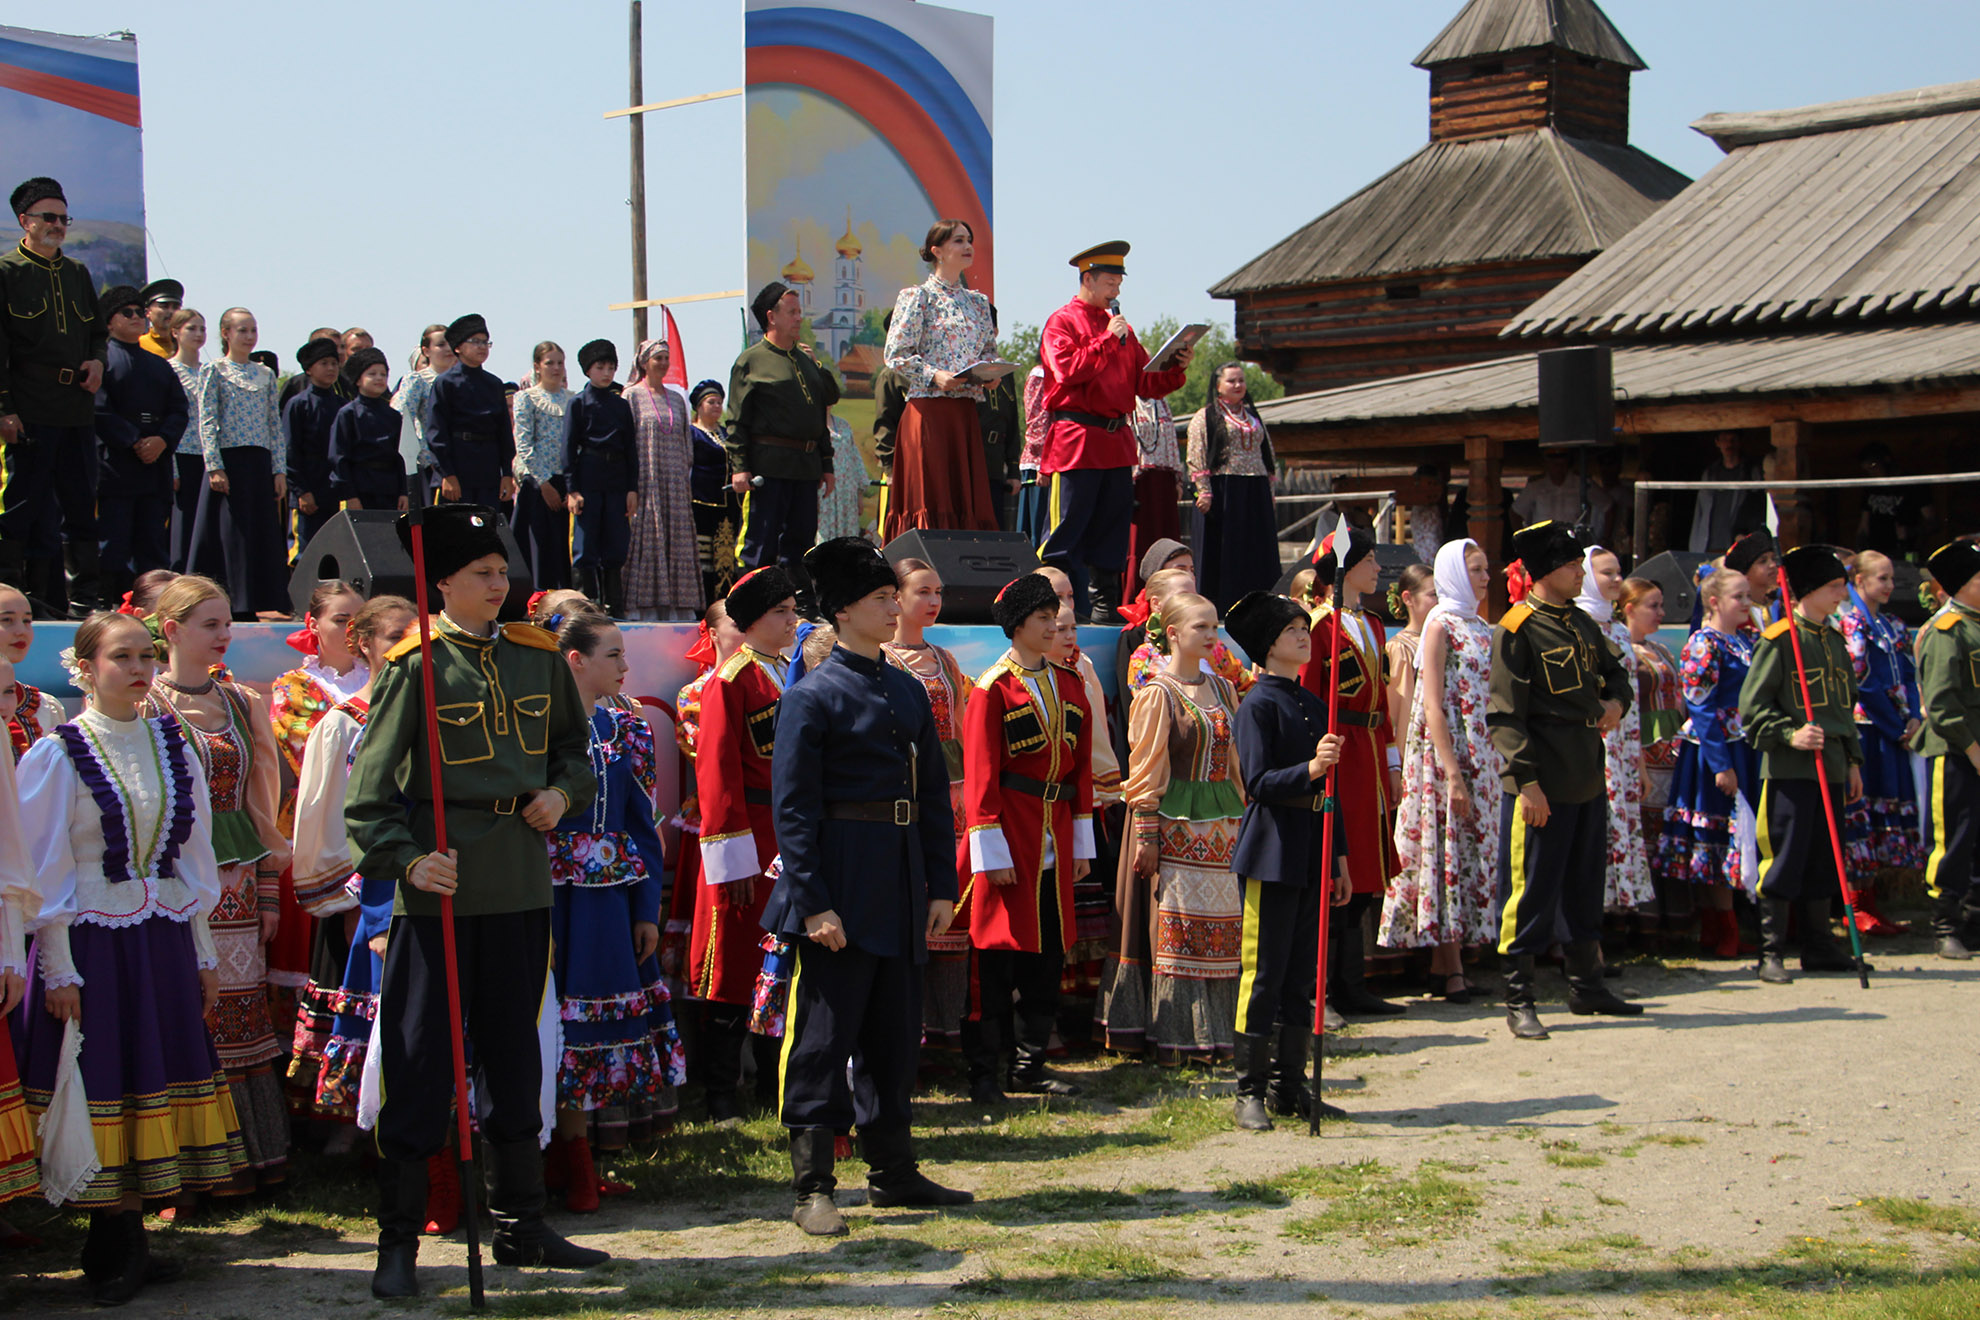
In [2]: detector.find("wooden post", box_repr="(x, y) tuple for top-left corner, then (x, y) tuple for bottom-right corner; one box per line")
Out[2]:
(1465, 435), (1506, 618)
(629, 1), (649, 346)
(1769, 418), (1810, 548)
(1632, 479), (1651, 566)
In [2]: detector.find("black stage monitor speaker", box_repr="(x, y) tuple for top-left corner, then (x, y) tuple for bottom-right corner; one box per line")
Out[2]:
(290, 509), (535, 621)
(1538, 345), (1615, 449)
(1272, 543), (1425, 624)
(883, 529), (1040, 626)
(1634, 550), (1712, 624)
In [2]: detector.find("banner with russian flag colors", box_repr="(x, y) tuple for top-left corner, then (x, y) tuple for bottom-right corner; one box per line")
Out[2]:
(0, 25), (145, 289)
(743, 0), (991, 399)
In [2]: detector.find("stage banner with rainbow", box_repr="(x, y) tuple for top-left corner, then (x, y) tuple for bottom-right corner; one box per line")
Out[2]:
(0, 25), (145, 289)
(743, 0), (991, 399)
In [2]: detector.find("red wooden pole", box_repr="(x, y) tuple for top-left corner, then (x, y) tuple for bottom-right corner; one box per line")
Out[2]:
(1310, 598), (1344, 1135)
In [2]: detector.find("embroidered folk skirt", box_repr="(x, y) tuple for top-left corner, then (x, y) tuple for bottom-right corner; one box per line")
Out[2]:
(884, 397), (998, 540)
(209, 861), (289, 1179)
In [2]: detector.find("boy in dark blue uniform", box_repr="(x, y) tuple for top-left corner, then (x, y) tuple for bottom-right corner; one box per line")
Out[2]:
(92, 284), (186, 603)
(328, 347), (406, 512)
(428, 313), (516, 507)
(561, 339), (640, 616)
(1225, 591), (1347, 1130)
(283, 337), (343, 546)
(765, 536), (972, 1236)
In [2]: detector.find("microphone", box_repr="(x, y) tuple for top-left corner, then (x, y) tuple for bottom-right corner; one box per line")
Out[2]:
(1107, 297), (1126, 342)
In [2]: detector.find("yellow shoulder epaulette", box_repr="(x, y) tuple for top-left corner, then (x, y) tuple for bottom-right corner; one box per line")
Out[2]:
(1763, 618), (1793, 641)
(975, 655), (1017, 691)
(1500, 602), (1534, 633)
(501, 621), (559, 652)
(715, 649), (754, 682)
(384, 633), (422, 664)
(1935, 611), (1962, 632)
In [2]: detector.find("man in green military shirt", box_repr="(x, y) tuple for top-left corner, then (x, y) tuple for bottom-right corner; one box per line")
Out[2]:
(346, 504), (605, 1297)
(1915, 540), (1980, 960)
(1739, 544), (1864, 984)
(1, 177), (107, 615)
(1488, 521), (1638, 1040)
(726, 281), (839, 586)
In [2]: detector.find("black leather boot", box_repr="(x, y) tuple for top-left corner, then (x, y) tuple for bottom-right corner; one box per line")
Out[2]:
(1008, 1003), (1080, 1096)
(1505, 956), (1549, 1039)
(602, 563), (626, 618)
(1800, 900), (1864, 972)
(1331, 918), (1405, 1017)
(64, 538), (101, 618)
(0, 541), (27, 595)
(1085, 563), (1119, 626)
(961, 1012), (1007, 1105)
(1757, 900), (1794, 983)
(790, 1127), (846, 1235)
(702, 1011), (747, 1124)
(861, 1126), (972, 1207)
(1565, 941), (1642, 1016)
(1232, 1031), (1274, 1131)
(1272, 1020), (1348, 1120)
(371, 1158), (426, 1299)
(486, 1139), (610, 1269)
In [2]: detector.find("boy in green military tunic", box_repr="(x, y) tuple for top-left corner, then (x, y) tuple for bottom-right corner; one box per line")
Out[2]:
(1914, 540), (1980, 960)
(345, 504), (605, 1297)
(1739, 544), (1864, 984)
(1487, 521), (1637, 1040)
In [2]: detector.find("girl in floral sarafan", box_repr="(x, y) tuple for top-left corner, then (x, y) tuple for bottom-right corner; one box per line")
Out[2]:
(287, 596), (414, 1155)
(1839, 549), (1924, 936)
(1382, 539), (1498, 999)
(145, 575), (293, 1196)
(1575, 547), (1654, 916)
(1, 583), (65, 757)
(546, 609), (685, 1212)
(268, 580), (370, 1120)
(1659, 568), (1761, 958)
(0, 667), (42, 1219)
(16, 612), (249, 1305)
(1622, 577), (1690, 946)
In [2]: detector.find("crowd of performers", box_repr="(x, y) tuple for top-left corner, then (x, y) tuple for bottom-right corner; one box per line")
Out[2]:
(1, 498), (1978, 1306)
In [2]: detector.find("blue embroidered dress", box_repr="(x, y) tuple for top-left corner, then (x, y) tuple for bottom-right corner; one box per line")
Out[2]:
(546, 706), (686, 1111)
(1658, 626), (1761, 889)
(1840, 589), (1925, 871)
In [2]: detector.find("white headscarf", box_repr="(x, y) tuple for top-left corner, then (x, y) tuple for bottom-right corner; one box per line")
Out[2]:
(1422, 537), (1480, 637)
(1574, 545), (1616, 623)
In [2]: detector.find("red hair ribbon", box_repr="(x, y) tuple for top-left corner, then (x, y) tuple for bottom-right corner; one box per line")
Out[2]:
(526, 589), (550, 618)
(285, 613), (321, 655)
(1504, 559), (1533, 605)
(116, 590), (140, 616)
(684, 620), (716, 670)
(1116, 589), (1153, 629)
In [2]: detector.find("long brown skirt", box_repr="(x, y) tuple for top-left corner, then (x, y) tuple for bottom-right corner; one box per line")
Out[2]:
(884, 396), (999, 540)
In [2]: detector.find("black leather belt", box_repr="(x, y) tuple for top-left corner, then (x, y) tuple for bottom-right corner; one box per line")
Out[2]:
(826, 799), (918, 825)
(1001, 771), (1074, 802)
(456, 430), (504, 445)
(755, 433), (818, 452)
(16, 361), (83, 387)
(455, 797), (517, 815)
(1050, 409), (1127, 432)
(744, 787), (772, 806)
(1337, 710), (1385, 730)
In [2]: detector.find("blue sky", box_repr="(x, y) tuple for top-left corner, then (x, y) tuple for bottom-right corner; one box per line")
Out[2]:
(23, 0), (1980, 385)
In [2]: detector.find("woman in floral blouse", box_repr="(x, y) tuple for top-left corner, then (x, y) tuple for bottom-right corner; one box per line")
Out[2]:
(193, 308), (287, 617)
(1622, 577), (1688, 944)
(167, 308), (207, 573)
(623, 340), (702, 621)
(1840, 550), (1923, 935)
(389, 324), (453, 501)
(1382, 539), (1497, 999)
(1576, 547), (1654, 916)
(511, 341), (575, 591)
(882, 219), (1000, 538)
(1186, 364), (1278, 611)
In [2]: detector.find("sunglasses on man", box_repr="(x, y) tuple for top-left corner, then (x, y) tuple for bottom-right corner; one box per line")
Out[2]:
(22, 211), (69, 226)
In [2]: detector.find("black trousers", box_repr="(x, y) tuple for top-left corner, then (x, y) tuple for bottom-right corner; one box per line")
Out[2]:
(571, 478), (632, 571)
(1038, 466), (1132, 612)
(1756, 777), (1846, 903)
(98, 452), (174, 601)
(374, 908), (549, 1163)
(1925, 754), (1980, 935)
(440, 441), (507, 508)
(511, 479), (571, 591)
(0, 422), (96, 589)
(1497, 792), (1606, 955)
(965, 866), (1065, 1080)
(292, 491), (336, 551)
(1236, 876), (1321, 1037)
(170, 451), (204, 573)
(189, 446), (287, 615)
(740, 475), (818, 572)
(778, 941), (920, 1136)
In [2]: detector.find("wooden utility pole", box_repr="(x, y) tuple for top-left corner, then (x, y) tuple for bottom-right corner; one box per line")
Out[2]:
(629, 0), (649, 346)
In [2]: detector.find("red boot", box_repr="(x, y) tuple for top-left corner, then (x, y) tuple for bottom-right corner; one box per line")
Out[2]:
(1711, 908), (1744, 960)
(543, 1134), (570, 1194)
(423, 1152), (461, 1235)
(565, 1137), (600, 1214)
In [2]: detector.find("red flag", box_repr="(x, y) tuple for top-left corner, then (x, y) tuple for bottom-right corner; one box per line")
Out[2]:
(662, 305), (688, 388)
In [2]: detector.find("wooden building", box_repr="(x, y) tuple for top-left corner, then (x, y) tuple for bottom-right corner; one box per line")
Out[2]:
(1210, 0), (1688, 398)
(1255, 78), (1980, 569)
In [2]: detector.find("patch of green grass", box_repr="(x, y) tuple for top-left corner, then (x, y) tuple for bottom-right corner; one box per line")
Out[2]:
(1214, 1179), (1291, 1207)
(1594, 1193), (1626, 1208)
(1862, 1197), (1980, 1237)
(1595, 1121), (1629, 1137)
(982, 1186), (1141, 1220)
(1640, 1130), (1705, 1148)
(1542, 1140), (1605, 1169)
(1279, 1161), (1482, 1244)
(1032, 1240), (1184, 1283)
(1497, 1233), (1646, 1272)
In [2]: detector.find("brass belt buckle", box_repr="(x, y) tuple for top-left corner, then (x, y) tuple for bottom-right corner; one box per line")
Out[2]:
(57, 367), (74, 386)
(893, 799), (912, 826)
(493, 796), (516, 815)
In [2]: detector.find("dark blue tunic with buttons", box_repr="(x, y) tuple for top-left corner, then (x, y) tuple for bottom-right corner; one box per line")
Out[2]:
(327, 394), (405, 505)
(426, 361), (514, 500)
(1232, 672), (1348, 886)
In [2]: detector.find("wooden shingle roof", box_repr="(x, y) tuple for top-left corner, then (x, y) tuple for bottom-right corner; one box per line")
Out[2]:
(1413, 0), (1645, 71)
(1209, 130), (1687, 296)
(1506, 78), (1980, 340)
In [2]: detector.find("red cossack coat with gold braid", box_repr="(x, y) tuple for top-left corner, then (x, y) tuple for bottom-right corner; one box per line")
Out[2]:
(1300, 605), (1396, 895)
(691, 647), (784, 1004)
(958, 654), (1097, 953)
